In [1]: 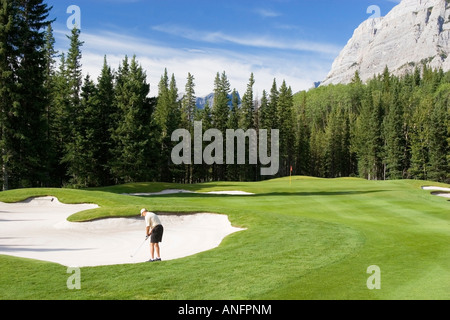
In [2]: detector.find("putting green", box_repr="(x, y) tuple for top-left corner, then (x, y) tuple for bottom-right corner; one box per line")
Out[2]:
(0, 177), (448, 300)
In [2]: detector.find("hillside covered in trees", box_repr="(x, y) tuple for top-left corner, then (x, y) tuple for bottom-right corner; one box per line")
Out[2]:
(295, 68), (449, 183)
(0, 1), (448, 190)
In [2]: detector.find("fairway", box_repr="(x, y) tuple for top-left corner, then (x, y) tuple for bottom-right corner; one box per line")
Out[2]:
(0, 177), (448, 300)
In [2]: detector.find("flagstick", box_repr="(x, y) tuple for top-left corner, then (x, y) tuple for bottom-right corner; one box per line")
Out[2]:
(290, 166), (292, 187)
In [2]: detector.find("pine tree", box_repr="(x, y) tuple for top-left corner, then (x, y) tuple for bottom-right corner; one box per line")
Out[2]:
(42, 23), (60, 185)
(382, 79), (405, 180)
(110, 56), (154, 183)
(168, 73), (183, 182)
(212, 71), (231, 132)
(409, 93), (432, 180)
(44, 24), (57, 85)
(66, 27), (83, 108)
(228, 89), (240, 131)
(60, 27), (84, 185)
(267, 79), (279, 129)
(47, 54), (67, 185)
(95, 56), (116, 186)
(68, 74), (98, 187)
(226, 89), (241, 181)
(193, 100), (213, 182)
(0, 0), (52, 188)
(17, 0), (52, 186)
(240, 73), (255, 130)
(294, 91), (310, 176)
(180, 72), (196, 183)
(212, 71), (230, 180)
(399, 72), (418, 179)
(428, 83), (449, 183)
(181, 72), (196, 131)
(0, 0), (18, 190)
(259, 90), (269, 130)
(153, 69), (181, 182)
(341, 111), (352, 177)
(239, 73), (256, 180)
(414, 66), (422, 87)
(66, 65), (115, 188)
(355, 80), (384, 180)
(309, 125), (326, 177)
(154, 68), (170, 181)
(277, 80), (295, 177)
(324, 106), (346, 177)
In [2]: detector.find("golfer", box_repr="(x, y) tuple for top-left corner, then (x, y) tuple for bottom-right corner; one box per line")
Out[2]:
(141, 208), (164, 262)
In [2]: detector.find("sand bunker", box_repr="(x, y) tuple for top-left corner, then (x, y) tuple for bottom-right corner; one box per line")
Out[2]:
(422, 186), (450, 199)
(0, 197), (244, 267)
(122, 189), (255, 196)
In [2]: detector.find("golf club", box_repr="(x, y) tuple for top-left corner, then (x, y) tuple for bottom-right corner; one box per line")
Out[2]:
(130, 236), (148, 258)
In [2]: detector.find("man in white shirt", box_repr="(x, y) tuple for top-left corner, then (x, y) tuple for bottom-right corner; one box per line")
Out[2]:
(141, 208), (164, 262)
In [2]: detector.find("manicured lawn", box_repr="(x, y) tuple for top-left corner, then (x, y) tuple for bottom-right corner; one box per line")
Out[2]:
(0, 177), (448, 300)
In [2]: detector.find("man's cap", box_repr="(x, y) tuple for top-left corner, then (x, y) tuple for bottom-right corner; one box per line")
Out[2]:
(140, 208), (148, 215)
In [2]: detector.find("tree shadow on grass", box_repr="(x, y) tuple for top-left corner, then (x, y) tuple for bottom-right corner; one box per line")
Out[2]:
(131, 189), (390, 198)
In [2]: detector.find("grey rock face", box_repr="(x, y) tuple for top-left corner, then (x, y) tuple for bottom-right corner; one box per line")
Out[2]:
(322, 0), (450, 86)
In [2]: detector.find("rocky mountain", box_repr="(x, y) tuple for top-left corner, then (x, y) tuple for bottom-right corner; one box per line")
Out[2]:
(321, 0), (450, 86)
(196, 92), (241, 109)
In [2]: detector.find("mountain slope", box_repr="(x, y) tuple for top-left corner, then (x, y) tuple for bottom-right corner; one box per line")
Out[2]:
(322, 0), (450, 86)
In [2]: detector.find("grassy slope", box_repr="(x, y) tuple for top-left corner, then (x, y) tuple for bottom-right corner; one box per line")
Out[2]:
(0, 177), (448, 300)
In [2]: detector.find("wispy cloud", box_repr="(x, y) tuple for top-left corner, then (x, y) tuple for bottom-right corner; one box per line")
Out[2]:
(254, 8), (282, 18)
(152, 24), (341, 56)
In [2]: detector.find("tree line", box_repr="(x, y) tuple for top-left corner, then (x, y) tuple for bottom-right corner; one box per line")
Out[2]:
(296, 67), (449, 183)
(0, 0), (448, 190)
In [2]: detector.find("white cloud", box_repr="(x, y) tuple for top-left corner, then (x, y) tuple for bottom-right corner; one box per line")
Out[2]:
(54, 28), (335, 97)
(151, 24), (341, 56)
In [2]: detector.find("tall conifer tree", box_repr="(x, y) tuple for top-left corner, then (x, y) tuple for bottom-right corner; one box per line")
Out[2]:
(0, 0), (51, 188)
(0, 0), (17, 190)
(277, 80), (295, 177)
(110, 56), (154, 183)
(60, 27), (84, 185)
(211, 71), (230, 180)
(239, 73), (256, 180)
(181, 72), (196, 182)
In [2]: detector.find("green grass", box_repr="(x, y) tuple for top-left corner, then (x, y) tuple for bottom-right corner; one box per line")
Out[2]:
(0, 177), (448, 300)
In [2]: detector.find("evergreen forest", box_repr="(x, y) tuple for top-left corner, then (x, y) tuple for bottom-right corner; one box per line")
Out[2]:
(0, 0), (448, 190)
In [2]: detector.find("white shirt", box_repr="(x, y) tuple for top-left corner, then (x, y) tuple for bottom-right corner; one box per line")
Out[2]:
(145, 212), (162, 229)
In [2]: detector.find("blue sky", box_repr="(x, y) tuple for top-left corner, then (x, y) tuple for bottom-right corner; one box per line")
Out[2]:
(46, 0), (400, 97)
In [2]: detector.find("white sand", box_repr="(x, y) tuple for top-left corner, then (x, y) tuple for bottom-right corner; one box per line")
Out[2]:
(422, 186), (450, 199)
(0, 197), (245, 267)
(422, 186), (450, 192)
(122, 189), (255, 196)
(431, 193), (450, 198)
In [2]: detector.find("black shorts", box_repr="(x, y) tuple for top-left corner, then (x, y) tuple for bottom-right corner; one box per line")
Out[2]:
(151, 225), (164, 243)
